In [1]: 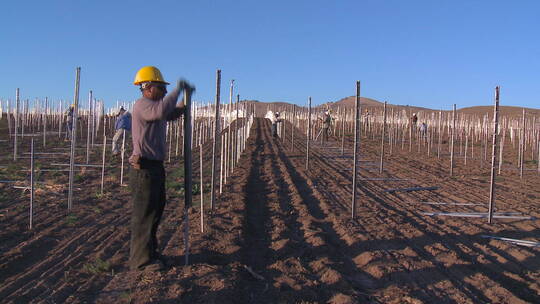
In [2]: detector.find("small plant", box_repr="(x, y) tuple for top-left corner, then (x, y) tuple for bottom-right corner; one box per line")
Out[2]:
(92, 207), (102, 214)
(82, 258), (111, 275)
(65, 214), (78, 226)
(74, 173), (84, 183)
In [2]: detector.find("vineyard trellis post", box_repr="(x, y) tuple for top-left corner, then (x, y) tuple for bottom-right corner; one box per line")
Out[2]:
(30, 138), (34, 230)
(351, 81), (361, 219)
(68, 67), (81, 210)
(14, 88), (19, 161)
(306, 97), (311, 171)
(210, 69), (221, 211)
(450, 104), (456, 176)
(183, 87), (193, 265)
(488, 86), (500, 224)
(379, 101), (387, 174)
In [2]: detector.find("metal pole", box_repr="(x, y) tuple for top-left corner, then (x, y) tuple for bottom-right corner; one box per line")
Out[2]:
(306, 97), (312, 171)
(120, 129), (126, 186)
(351, 81), (361, 219)
(379, 101), (387, 174)
(520, 108), (525, 179)
(43, 97), (47, 148)
(210, 69), (221, 211)
(86, 91), (92, 164)
(68, 67), (81, 210)
(30, 138), (34, 230)
(437, 110), (442, 159)
(291, 105), (295, 151)
(450, 104), (456, 176)
(200, 143), (204, 233)
(101, 134), (106, 195)
(183, 89), (193, 265)
(488, 86), (500, 224)
(14, 88), (19, 161)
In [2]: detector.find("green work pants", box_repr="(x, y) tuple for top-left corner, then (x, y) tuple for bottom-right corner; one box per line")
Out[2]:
(128, 161), (166, 270)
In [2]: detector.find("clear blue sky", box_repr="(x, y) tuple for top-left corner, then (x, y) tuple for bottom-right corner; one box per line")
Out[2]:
(1, 0), (539, 110)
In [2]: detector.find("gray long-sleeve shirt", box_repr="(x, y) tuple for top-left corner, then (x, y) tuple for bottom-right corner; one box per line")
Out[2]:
(131, 87), (183, 161)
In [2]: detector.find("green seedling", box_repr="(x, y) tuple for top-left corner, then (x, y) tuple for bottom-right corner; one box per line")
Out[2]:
(65, 214), (78, 226)
(82, 258), (111, 275)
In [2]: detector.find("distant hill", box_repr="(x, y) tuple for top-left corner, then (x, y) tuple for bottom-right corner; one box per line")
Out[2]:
(242, 98), (540, 118)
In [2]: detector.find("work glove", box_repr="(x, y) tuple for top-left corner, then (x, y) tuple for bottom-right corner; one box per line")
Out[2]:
(177, 79), (196, 94)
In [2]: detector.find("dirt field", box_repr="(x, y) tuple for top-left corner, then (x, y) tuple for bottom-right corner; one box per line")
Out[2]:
(0, 117), (539, 303)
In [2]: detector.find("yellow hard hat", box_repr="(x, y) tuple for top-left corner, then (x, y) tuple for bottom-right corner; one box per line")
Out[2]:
(133, 66), (169, 85)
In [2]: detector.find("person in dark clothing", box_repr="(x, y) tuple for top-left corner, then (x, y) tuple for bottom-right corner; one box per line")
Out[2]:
(270, 111), (282, 138)
(321, 110), (332, 144)
(129, 66), (194, 272)
(65, 105), (74, 141)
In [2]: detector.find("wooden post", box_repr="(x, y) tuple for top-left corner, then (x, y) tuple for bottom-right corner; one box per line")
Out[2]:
(68, 67), (81, 210)
(488, 86), (500, 224)
(450, 104), (456, 176)
(210, 69), (221, 211)
(306, 97), (312, 171)
(183, 89), (193, 265)
(352, 81), (361, 219)
(379, 101), (387, 174)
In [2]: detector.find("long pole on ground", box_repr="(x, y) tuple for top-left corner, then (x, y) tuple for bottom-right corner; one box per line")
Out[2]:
(306, 97), (312, 171)
(450, 104), (456, 176)
(183, 88), (193, 265)
(488, 86), (500, 224)
(68, 67), (81, 210)
(352, 81), (361, 219)
(379, 101), (387, 174)
(210, 69), (221, 211)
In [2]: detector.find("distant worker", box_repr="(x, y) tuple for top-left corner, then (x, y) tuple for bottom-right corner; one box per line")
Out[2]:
(420, 122), (428, 141)
(65, 104), (75, 141)
(320, 110), (333, 144)
(128, 66), (194, 272)
(269, 111), (282, 138)
(411, 113), (418, 129)
(112, 107), (132, 155)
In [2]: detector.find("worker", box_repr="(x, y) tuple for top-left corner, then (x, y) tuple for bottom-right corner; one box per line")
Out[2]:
(411, 113), (418, 128)
(321, 110), (332, 144)
(420, 122), (428, 141)
(128, 66), (194, 272)
(65, 104), (75, 141)
(112, 107), (132, 155)
(270, 111), (282, 138)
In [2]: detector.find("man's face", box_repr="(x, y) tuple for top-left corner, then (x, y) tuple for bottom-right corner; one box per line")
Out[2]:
(143, 83), (167, 100)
